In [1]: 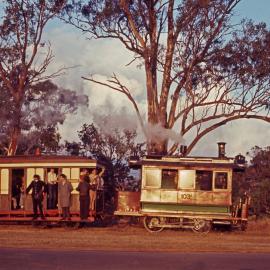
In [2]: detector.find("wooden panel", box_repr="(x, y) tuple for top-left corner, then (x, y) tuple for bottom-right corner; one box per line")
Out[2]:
(141, 189), (161, 202)
(195, 191), (213, 204)
(0, 195), (9, 210)
(116, 191), (140, 212)
(24, 196), (33, 211)
(177, 191), (196, 204)
(160, 190), (178, 203)
(212, 192), (231, 205)
(70, 194), (80, 212)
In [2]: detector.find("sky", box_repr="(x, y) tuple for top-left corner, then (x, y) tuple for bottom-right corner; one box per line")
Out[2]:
(40, 0), (270, 158)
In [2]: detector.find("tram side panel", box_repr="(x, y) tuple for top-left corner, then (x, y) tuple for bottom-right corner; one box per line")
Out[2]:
(140, 166), (232, 219)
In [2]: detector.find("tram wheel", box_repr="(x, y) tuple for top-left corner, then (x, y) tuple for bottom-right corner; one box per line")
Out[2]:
(192, 219), (211, 234)
(143, 216), (164, 233)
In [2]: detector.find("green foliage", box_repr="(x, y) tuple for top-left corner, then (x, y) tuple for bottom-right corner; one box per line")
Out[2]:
(0, 79), (88, 154)
(65, 120), (145, 189)
(246, 146), (270, 217)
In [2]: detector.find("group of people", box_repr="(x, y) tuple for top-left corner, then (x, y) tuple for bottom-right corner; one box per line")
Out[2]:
(77, 168), (105, 220)
(25, 167), (105, 221)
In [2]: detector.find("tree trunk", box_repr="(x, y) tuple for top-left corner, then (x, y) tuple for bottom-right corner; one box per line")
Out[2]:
(7, 126), (20, 156)
(7, 97), (22, 156)
(145, 54), (169, 155)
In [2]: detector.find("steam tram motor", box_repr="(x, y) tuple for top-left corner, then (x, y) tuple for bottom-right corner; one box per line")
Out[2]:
(115, 144), (249, 233)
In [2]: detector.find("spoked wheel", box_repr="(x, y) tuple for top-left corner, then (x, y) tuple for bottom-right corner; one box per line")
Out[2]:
(192, 219), (211, 234)
(143, 216), (164, 233)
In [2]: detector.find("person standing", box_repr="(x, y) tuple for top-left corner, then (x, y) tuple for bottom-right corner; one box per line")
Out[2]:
(89, 168), (105, 215)
(58, 174), (73, 221)
(26, 174), (46, 220)
(12, 176), (22, 209)
(76, 175), (91, 220)
(47, 168), (58, 209)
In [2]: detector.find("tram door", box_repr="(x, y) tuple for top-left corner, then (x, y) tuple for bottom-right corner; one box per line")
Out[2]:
(46, 168), (59, 210)
(11, 169), (25, 210)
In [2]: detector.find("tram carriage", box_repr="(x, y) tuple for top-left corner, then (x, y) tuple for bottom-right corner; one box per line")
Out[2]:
(115, 143), (250, 233)
(0, 155), (105, 219)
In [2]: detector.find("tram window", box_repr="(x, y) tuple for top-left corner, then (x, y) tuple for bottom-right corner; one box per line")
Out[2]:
(161, 169), (178, 189)
(144, 168), (161, 188)
(62, 168), (80, 182)
(215, 172), (228, 189)
(62, 168), (71, 179)
(196, 170), (213, 191)
(0, 169), (9, 194)
(35, 168), (44, 180)
(179, 170), (195, 189)
(71, 168), (80, 180)
(26, 168), (44, 187)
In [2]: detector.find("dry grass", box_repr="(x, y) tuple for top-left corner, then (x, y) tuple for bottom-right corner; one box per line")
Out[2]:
(0, 220), (269, 253)
(247, 217), (270, 232)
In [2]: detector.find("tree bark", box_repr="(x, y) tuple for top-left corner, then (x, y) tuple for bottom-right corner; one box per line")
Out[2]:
(7, 126), (20, 156)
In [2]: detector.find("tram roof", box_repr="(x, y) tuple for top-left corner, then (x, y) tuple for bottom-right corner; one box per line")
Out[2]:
(129, 155), (243, 170)
(0, 155), (99, 165)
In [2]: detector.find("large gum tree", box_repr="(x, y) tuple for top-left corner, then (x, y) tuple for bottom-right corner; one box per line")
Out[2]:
(64, 0), (270, 155)
(0, 0), (66, 155)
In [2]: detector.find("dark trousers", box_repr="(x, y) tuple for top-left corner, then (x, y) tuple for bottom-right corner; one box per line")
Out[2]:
(62, 207), (71, 219)
(32, 198), (44, 218)
(15, 194), (21, 209)
(79, 196), (89, 220)
(48, 184), (57, 209)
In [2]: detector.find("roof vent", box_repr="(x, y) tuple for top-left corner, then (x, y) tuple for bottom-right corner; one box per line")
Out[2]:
(217, 142), (226, 158)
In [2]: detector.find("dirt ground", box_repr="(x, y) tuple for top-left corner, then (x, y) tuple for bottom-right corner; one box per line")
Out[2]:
(0, 219), (269, 253)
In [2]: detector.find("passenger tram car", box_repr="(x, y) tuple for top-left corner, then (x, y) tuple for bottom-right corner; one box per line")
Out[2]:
(115, 143), (250, 233)
(0, 155), (105, 222)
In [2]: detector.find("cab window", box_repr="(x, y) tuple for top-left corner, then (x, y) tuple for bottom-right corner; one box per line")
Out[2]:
(196, 170), (213, 191)
(214, 172), (228, 189)
(161, 169), (178, 189)
(179, 170), (195, 189)
(144, 168), (161, 188)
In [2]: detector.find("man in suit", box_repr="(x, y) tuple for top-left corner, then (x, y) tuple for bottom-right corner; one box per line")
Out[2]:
(26, 174), (46, 220)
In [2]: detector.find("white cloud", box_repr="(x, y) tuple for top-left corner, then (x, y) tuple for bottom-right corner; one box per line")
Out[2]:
(43, 22), (270, 156)
(191, 119), (270, 158)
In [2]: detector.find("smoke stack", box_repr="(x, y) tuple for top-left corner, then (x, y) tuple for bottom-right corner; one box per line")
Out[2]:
(180, 145), (187, 157)
(217, 142), (226, 158)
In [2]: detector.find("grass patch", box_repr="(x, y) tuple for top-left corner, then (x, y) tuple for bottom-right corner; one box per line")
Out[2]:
(0, 221), (270, 253)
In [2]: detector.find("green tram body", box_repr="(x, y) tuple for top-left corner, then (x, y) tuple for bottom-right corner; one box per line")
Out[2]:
(115, 155), (249, 233)
(0, 155), (104, 216)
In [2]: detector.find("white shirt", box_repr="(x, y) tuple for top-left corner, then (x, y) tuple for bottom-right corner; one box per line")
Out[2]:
(48, 172), (57, 184)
